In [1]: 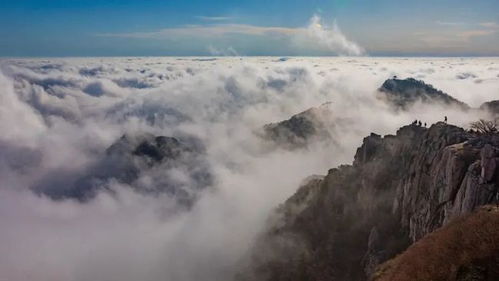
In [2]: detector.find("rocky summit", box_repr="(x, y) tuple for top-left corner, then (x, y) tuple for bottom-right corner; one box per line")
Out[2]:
(262, 102), (336, 149)
(378, 78), (470, 110)
(239, 122), (499, 281)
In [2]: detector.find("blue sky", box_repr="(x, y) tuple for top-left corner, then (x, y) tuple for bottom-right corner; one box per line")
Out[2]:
(0, 0), (498, 56)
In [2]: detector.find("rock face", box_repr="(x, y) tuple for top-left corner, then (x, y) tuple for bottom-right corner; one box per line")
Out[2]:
(35, 133), (212, 204)
(240, 122), (499, 281)
(480, 100), (499, 116)
(378, 78), (470, 110)
(262, 102), (336, 149)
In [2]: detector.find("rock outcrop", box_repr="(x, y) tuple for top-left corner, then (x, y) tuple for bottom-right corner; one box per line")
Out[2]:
(35, 133), (212, 204)
(378, 78), (470, 110)
(262, 102), (337, 149)
(239, 122), (499, 281)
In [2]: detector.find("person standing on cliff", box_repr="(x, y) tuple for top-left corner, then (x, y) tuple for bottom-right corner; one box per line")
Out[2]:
(444, 116), (448, 123)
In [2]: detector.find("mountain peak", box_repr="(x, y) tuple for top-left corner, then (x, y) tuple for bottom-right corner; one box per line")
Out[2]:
(378, 77), (470, 110)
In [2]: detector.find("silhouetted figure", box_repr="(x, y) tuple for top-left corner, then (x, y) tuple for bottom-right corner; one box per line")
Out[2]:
(424, 122), (427, 127)
(412, 120), (417, 125)
(444, 116), (448, 123)
(418, 121), (422, 126)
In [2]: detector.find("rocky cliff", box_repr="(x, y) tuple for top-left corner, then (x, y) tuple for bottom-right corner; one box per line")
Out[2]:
(239, 122), (499, 281)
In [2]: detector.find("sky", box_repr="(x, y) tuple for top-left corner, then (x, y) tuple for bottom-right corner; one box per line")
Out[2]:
(0, 0), (498, 57)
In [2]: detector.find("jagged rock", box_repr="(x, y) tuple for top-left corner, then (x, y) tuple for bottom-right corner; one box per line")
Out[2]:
(262, 102), (337, 149)
(378, 78), (470, 110)
(240, 122), (499, 281)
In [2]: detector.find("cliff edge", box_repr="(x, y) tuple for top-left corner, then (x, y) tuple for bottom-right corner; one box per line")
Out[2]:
(239, 122), (499, 281)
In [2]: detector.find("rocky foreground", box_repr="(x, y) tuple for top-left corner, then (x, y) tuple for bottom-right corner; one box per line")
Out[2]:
(373, 205), (499, 281)
(239, 122), (499, 281)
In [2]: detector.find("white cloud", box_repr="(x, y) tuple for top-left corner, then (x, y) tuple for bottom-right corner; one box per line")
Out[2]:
(97, 15), (366, 56)
(207, 45), (240, 56)
(0, 56), (498, 281)
(305, 15), (365, 56)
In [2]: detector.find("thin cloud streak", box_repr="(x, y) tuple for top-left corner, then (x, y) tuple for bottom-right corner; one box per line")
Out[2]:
(196, 16), (236, 21)
(97, 15), (366, 56)
(97, 24), (301, 39)
(435, 21), (468, 26)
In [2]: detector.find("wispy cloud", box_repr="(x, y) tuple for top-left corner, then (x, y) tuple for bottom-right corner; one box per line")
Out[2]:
(416, 20), (499, 47)
(97, 15), (365, 56)
(207, 45), (239, 56)
(415, 29), (496, 46)
(196, 16), (235, 21)
(480, 22), (499, 28)
(97, 24), (300, 39)
(435, 20), (499, 30)
(457, 29), (497, 41)
(435, 21), (467, 26)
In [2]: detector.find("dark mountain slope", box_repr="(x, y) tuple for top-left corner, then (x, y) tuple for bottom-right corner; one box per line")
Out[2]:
(378, 78), (470, 110)
(239, 122), (499, 281)
(34, 133), (212, 204)
(262, 102), (336, 149)
(480, 100), (499, 116)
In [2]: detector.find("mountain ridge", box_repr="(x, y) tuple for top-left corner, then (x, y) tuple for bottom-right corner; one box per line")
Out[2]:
(239, 121), (499, 281)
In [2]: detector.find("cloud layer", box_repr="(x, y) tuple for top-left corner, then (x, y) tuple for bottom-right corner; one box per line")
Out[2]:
(99, 15), (365, 56)
(0, 56), (498, 281)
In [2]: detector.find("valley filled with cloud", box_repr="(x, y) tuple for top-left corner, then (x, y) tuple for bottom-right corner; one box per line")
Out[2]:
(0, 57), (498, 281)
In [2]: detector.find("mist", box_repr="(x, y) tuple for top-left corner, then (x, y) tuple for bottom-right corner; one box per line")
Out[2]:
(0, 57), (498, 281)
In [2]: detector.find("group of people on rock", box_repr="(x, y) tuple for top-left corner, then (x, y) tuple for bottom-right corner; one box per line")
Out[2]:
(411, 116), (447, 128)
(412, 120), (427, 127)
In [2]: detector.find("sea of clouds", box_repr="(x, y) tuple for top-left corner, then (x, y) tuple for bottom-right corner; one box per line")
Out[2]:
(0, 57), (498, 281)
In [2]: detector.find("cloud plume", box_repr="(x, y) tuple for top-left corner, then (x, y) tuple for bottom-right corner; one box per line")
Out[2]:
(306, 15), (365, 56)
